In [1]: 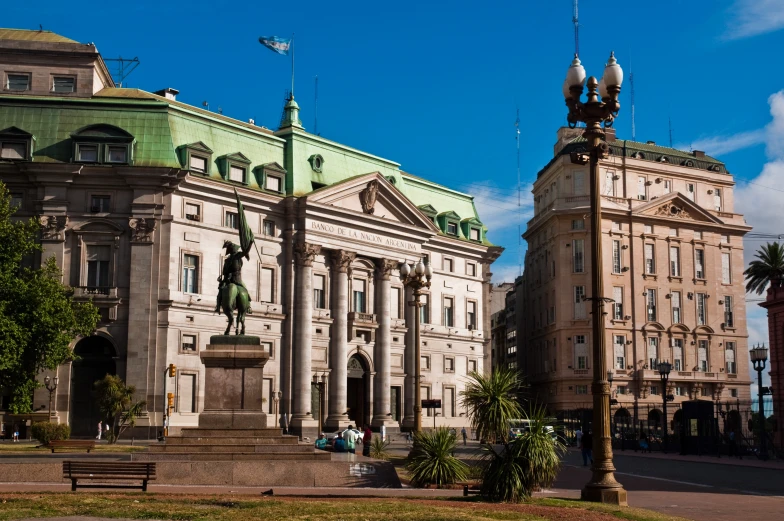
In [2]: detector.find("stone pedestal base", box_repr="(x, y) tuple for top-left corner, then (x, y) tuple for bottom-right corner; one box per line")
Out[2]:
(324, 415), (351, 432)
(199, 410), (267, 429)
(290, 417), (319, 441)
(371, 416), (400, 433)
(581, 486), (628, 506)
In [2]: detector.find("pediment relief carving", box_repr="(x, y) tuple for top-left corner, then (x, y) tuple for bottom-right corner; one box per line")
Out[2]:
(652, 202), (694, 220)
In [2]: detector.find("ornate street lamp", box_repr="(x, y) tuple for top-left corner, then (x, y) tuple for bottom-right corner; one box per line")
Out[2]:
(749, 344), (769, 460)
(564, 52), (627, 505)
(657, 360), (672, 453)
(43, 375), (59, 421)
(400, 258), (433, 433)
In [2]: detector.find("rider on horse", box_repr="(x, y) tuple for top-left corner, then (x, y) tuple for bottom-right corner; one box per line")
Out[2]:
(215, 240), (252, 314)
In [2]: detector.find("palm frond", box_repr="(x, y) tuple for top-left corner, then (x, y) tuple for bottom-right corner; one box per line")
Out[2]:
(406, 428), (468, 487)
(459, 367), (525, 444)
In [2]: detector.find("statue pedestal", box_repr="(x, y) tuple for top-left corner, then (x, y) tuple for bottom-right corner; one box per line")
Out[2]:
(199, 335), (269, 429)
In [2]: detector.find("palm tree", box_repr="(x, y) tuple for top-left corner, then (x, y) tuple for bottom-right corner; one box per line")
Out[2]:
(406, 428), (468, 487)
(744, 242), (784, 295)
(459, 367), (524, 444)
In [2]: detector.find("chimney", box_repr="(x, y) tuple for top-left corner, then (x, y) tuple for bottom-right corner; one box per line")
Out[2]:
(248, 118), (255, 125)
(554, 126), (584, 155)
(604, 128), (616, 141)
(154, 88), (179, 101)
(692, 150), (705, 158)
(647, 140), (656, 145)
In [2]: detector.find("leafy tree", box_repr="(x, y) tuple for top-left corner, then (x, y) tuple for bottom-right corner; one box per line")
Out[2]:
(406, 428), (468, 487)
(459, 367), (524, 444)
(0, 182), (99, 413)
(94, 374), (146, 444)
(744, 242), (784, 294)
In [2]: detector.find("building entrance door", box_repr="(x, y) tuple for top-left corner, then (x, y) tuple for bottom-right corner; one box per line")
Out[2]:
(347, 355), (368, 428)
(70, 336), (116, 437)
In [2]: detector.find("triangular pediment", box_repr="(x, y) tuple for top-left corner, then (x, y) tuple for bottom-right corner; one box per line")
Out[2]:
(633, 192), (724, 224)
(184, 141), (213, 154)
(418, 204), (438, 216)
(0, 126), (33, 138)
(219, 151), (251, 164)
(261, 161), (286, 174)
(438, 210), (462, 220)
(306, 172), (440, 231)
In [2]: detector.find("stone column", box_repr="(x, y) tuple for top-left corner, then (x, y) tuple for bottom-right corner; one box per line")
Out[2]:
(290, 242), (321, 439)
(325, 250), (355, 430)
(373, 258), (398, 430)
(402, 284), (416, 429)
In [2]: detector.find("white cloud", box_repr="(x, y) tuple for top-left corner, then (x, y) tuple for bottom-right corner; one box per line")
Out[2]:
(677, 129), (766, 157)
(465, 182), (534, 234)
(724, 0), (784, 40)
(491, 263), (522, 284)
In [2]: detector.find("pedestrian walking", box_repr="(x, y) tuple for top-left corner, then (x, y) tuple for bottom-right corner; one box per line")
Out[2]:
(97, 420), (103, 440)
(638, 432), (650, 453)
(12, 424), (19, 442)
(728, 430), (738, 458)
(581, 431), (593, 466)
(363, 425), (372, 457)
(461, 427), (467, 446)
(406, 431), (413, 446)
(575, 427), (583, 448)
(343, 425), (359, 454)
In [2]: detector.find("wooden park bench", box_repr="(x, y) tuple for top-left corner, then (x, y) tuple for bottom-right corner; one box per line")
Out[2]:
(49, 440), (96, 453)
(62, 461), (156, 491)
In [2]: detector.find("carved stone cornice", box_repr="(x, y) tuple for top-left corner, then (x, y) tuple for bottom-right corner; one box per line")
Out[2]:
(329, 250), (356, 273)
(375, 258), (398, 281)
(293, 242), (322, 267)
(39, 215), (68, 241)
(128, 218), (157, 243)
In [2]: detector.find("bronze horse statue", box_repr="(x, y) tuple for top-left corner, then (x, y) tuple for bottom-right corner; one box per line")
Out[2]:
(216, 240), (252, 335)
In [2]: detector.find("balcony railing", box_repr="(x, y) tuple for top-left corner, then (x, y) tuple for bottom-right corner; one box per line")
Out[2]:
(74, 286), (118, 298)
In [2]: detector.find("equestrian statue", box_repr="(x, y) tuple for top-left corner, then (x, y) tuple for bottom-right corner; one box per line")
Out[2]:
(215, 188), (259, 335)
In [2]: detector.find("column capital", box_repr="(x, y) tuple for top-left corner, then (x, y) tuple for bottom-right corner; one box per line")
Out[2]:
(329, 249), (356, 273)
(375, 258), (399, 281)
(293, 242), (322, 267)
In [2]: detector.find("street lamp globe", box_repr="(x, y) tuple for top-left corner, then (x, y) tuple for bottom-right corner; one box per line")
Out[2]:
(658, 361), (672, 377)
(45, 376), (50, 386)
(562, 79), (571, 100)
(414, 259), (425, 276)
(603, 52), (623, 88)
(566, 55), (586, 88)
(424, 263), (433, 278)
(598, 77), (608, 99)
(750, 344), (768, 363)
(399, 262), (411, 277)
(607, 370), (614, 384)
(53, 376), (59, 387)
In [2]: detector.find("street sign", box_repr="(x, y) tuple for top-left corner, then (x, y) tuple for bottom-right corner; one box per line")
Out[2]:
(421, 399), (441, 409)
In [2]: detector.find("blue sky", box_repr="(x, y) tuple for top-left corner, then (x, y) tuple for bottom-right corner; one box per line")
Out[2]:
(5, 0), (784, 385)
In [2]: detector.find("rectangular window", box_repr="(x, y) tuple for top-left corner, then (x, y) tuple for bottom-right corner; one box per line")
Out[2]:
(447, 222), (458, 235)
(574, 286), (586, 319)
(724, 296), (734, 327)
(695, 249), (705, 279)
(86, 245), (111, 289)
(178, 373), (197, 414)
(575, 335), (588, 369)
(721, 234), (730, 244)
(638, 176), (647, 200)
(664, 179), (672, 193)
(725, 341), (736, 374)
(722, 253), (731, 284)
(443, 257), (453, 272)
(470, 228), (481, 241)
(10, 193), (22, 208)
(189, 155), (207, 173)
(229, 165), (245, 183)
(420, 294), (430, 323)
(614, 335), (626, 369)
(669, 228), (678, 237)
(266, 175), (282, 192)
(444, 387), (456, 417)
(576, 385), (588, 395)
(391, 287), (402, 319)
(6, 73), (30, 91)
(466, 262), (477, 276)
(91, 195), (111, 213)
(697, 293), (707, 325)
(612, 221), (621, 231)
(651, 385), (659, 396)
(686, 183), (695, 201)
(698, 340), (708, 371)
(260, 267), (274, 303)
(1, 141), (26, 159)
(672, 291), (682, 324)
(184, 202), (200, 221)
(77, 144), (98, 162)
(571, 219), (584, 230)
(106, 145), (127, 163)
(421, 386), (432, 416)
(604, 171), (615, 196)
(52, 76), (75, 93)
(182, 334), (197, 353)
(648, 337), (659, 369)
(714, 188), (722, 211)
(444, 357), (455, 373)
(443, 297), (454, 327)
(182, 254), (199, 294)
(694, 230), (703, 240)
(572, 239), (584, 273)
(612, 240), (622, 274)
(467, 300), (477, 329)
(730, 388), (738, 398)
(225, 211), (239, 229)
(670, 246), (681, 277)
(644, 224), (653, 234)
(468, 359), (478, 373)
(313, 274), (326, 309)
(647, 289), (657, 321)
(645, 244), (655, 274)
(613, 286), (623, 320)
(421, 356), (430, 370)
(573, 172), (585, 195)
(263, 219), (275, 237)
(353, 279), (366, 313)
(673, 339), (684, 371)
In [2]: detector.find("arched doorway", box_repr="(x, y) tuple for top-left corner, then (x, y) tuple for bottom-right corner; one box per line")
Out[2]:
(648, 409), (663, 436)
(70, 336), (116, 437)
(614, 408), (632, 429)
(346, 355), (369, 428)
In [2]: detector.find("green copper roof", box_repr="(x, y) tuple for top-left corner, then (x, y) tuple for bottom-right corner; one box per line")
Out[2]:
(0, 28), (79, 44)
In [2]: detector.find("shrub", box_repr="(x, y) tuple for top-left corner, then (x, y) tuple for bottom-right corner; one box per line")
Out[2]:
(31, 422), (70, 445)
(406, 428), (468, 488)
(369, 435), (391, 460)
(460, 368), (524, 444)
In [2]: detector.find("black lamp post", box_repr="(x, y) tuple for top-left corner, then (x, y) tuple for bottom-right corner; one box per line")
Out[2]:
(43, 375), (59, 421)
(657, 361), (671, 453)
(750, 344), (769, 461)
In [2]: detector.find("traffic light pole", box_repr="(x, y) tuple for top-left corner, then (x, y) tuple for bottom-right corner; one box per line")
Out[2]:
(162, 364), (176, 439)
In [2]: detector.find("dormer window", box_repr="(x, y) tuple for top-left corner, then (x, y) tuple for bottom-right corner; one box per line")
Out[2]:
(229, 165), (246, 183)
(447, 222), (458, 235)
(178, 142), (213, 175)
(217, 152), (251, 185)
(308, 154), (325, 173)
(1, 141), (26, 160)
(77, 144), (98, 162)
(189, 155), (207, 173)
(469, 228), (481, 241)
(106, 145), (127, 163)
(0, 127), (34, 161)
(71, 125), (134, 165)
(52, 76), (75, 93)
(266, 175), (282, 192)
(258, 162), (287, 194)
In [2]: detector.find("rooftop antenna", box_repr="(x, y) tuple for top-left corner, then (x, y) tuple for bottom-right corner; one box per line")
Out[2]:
(629, 56), (636, 142)
(314, 75), (319, 135)
(104, 57), (140, 88)
(516, 107), (522, 278)
(668, 116), (673, 148)
(202, 101), (209, 112)
(573, 0), (579, 56)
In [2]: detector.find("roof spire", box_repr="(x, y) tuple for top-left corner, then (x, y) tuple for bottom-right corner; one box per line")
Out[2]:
(279, 91), (303, 129)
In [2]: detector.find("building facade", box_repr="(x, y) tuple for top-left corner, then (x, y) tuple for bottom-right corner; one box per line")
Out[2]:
(521, 127), (752, 430)
(0, 29), (501, 438)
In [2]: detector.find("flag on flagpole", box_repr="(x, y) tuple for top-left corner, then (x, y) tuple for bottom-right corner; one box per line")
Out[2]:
(233, 188), (255, 260)
(259, 36), (292, 55)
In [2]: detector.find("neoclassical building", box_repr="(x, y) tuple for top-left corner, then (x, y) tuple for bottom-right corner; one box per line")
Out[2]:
(520, 126), (752, 430)
(0, 29), (501, 438)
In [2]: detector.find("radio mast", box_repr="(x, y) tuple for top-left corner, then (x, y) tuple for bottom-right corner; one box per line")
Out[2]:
(573, 0), (580, 56)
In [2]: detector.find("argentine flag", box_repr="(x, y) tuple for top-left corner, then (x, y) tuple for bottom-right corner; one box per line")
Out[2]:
(259, 36), (292, 55)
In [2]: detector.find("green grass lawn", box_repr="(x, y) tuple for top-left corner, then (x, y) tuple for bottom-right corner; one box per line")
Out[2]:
(0, 443), (145, 453)
(0, 493), (692, 521)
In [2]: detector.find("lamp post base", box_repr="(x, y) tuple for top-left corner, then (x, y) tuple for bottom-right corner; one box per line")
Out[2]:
(581, 484), (628, 506)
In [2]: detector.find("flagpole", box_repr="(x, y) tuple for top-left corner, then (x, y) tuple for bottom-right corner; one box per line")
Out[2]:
(291, 33), (295, 98)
